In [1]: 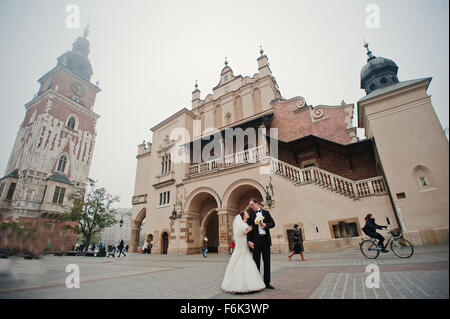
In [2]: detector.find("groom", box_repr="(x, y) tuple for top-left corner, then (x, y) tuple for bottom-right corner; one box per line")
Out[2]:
(247, 198), (276, 289)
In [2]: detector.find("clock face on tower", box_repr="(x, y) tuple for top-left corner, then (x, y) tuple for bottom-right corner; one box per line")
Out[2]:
(71, 81), (86, 97)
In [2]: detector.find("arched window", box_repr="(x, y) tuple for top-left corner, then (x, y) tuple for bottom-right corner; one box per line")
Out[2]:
(234, 96), (243, 121)
(67, 117), (76, 130)
(214, 105), (222, 128)
(413, 165), (434, 188)
(253, 88), (262, 114)
(199, 112), (205, 135)
(57, 155), (67, 173)
(225, 113), (232, 126)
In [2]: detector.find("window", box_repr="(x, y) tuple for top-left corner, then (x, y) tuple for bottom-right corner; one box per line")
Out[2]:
(158, 191), (170, 206)
(160, 154), (171, 176)
(57, 155), (67, 173)
(67, 117), (76, 129)
(225, 114), (232, 126)
(331, 220), (359, 238)
(6, 183), (17, 201)
(52, 186), (65, 204)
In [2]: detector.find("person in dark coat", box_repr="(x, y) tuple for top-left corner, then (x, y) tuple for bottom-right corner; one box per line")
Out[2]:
(362, 213), (389, 253)
(117, 240), (126, 258)
(288, 224), (306, 261)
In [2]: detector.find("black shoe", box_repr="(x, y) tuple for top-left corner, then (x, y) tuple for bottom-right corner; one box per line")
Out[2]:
(265, 284), (274, 289)
(381, 248), (389, 253)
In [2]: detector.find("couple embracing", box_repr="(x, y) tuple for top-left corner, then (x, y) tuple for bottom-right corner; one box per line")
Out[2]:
(221, 198), (275, 293)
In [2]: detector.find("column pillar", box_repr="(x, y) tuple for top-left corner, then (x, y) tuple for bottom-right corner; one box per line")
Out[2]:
(217, 208), (238, 254)
(130, 228), (140, 252)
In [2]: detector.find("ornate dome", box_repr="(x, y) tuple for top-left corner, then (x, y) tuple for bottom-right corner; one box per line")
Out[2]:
(56, 26), (93, 81)
(360, 43), (399, 95)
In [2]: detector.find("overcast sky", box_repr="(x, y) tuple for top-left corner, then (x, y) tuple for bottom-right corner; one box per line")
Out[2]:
(0, 0), (448, 209)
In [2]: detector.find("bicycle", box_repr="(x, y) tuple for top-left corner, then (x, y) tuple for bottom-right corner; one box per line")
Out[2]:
(359, 226), (414, 259)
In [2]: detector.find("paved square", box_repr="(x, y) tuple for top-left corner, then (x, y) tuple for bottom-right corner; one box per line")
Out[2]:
(0, 245), (447, 299)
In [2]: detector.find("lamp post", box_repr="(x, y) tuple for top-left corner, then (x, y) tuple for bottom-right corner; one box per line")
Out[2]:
(169, 200), (183, 220)
(265, 177), (274, 208)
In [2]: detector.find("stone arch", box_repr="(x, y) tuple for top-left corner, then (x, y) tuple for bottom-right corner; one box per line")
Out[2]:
(184, 187), (222, 213)
(222, 179), (266, 210)
(200, 208), (220, 253)
(200, 208), (219, 236)
(182, 187), (221, 254)
(130, 208), (146, 252)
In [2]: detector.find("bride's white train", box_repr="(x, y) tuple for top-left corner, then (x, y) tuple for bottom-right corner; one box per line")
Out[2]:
(221, 212), (266, 293)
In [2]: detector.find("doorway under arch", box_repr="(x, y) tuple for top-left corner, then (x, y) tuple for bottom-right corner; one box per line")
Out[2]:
(203, 209), (219, 253)
(161, 232), (169, 254)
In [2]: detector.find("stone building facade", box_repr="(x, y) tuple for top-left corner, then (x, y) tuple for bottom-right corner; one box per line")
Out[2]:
(100, 208), (132, 247)
(0, 27), (101, 252)
(131, 45), (448, 255)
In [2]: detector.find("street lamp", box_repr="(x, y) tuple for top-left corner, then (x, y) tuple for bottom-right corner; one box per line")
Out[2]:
(169, 200), (183, 220)
(265, 177), (274, 208)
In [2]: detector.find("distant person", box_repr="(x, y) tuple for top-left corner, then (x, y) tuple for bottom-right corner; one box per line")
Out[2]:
(125, 244), (129, 252)
(149, 241), (153, 254)
(202, 236), (209, 258)
(288, 224), (306, 261)
(117, 240), (126, 257)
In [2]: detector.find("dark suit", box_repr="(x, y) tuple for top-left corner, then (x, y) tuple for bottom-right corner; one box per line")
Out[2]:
(246, 208), (275, 285)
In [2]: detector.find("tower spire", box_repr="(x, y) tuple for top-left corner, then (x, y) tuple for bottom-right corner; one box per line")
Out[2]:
(83, 23), (90, 38)
(364, 41), (376, 62)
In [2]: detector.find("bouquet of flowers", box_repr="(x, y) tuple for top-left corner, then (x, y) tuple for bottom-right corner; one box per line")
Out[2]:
(255, 215), (265, 225)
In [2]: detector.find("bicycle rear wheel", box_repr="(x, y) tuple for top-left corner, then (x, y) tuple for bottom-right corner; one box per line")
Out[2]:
(390, 238), (414, 258)
(360, 240), (380, 259)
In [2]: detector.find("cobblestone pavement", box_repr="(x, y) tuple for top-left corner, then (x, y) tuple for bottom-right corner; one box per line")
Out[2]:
(0, 245), (447, 299)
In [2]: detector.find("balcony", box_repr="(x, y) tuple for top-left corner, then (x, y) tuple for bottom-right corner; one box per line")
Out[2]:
(186, 145), (267, 178)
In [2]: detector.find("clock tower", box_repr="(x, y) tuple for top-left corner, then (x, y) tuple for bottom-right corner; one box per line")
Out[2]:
(0, 27), (101, 250)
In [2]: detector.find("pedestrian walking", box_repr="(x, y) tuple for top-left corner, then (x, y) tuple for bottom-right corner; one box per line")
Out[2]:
(125, 244), (129, 252)
(288, 224), (306, 261)
(149, 241), (153, 254)
(202, 236), (208, 257)
(117, 240), (126, 258)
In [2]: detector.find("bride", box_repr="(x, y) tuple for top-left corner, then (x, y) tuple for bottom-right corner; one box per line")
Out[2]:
(221, 210), (266, 293)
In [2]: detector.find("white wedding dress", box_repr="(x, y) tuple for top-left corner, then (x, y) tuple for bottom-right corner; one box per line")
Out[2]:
(221, 215), (266, 293)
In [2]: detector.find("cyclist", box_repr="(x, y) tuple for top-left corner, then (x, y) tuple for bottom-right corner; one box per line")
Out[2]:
(362, 213), (389, 253)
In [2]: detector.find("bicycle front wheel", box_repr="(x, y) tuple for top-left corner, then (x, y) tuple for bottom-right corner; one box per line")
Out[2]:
(360, 240), (380, 259)
(390, 238), (414, 258)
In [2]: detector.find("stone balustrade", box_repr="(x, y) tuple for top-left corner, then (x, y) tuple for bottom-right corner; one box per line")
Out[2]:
(269, 157), (387, 199)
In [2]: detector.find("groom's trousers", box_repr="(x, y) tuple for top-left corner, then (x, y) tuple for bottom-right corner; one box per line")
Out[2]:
(253, 234), (271, 284)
